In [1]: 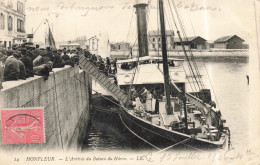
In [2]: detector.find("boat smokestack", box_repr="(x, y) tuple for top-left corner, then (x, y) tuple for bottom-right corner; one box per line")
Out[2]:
(134, 0), (149, 57)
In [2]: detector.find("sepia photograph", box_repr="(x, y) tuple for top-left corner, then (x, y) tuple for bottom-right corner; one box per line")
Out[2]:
(0, 0), (259, 164)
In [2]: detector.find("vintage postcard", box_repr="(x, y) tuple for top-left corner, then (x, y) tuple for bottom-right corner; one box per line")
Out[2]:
(0, 0), (259, 164)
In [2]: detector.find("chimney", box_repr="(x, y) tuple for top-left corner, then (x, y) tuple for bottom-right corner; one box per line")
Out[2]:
(134, 0), (149, 57)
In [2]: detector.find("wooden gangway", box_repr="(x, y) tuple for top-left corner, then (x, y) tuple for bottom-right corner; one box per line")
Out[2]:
(79, 55), (128, 106)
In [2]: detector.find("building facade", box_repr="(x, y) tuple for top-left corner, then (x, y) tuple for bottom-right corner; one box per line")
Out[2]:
(174, 36), (207, 50)
(71, 35), (87, 49)
(214, 35), (248, 49)
(86, 36), (98, 52)
(58, 41), (80, 50)
(110, 42), (130, 51)
(0, 0), (27, 49)
(148, 30), (174, 51)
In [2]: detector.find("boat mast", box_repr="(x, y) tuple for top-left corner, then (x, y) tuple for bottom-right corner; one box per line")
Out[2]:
(134, 1), (149, 57)
(158, 0), (173, 115)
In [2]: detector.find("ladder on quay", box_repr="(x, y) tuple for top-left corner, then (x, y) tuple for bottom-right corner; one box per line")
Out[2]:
(79, 55), (128, 106)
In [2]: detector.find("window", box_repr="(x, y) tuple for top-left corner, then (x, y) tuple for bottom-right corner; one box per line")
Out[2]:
(0, 13), (4, 29)
(152, 38), (155, 42)
(8, 16), (13, 31)
(17, 1), (20, 12)
(17, 19), (20, 32)
(17, 19), (22, 32)
(17, 1), (24, 13)
(7, 0), (13, 8)
(21, 20), (24, 32)
(20, 2), (24, 13)
(118, 45), (121, 50)
(158, 38), (161, 42)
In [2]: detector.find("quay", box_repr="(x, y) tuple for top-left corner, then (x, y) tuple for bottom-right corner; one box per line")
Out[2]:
(110, 49), (249, 59)
(0, 65), (92, 151)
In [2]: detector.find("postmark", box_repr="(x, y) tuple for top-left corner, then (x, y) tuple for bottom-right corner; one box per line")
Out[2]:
(1, 108), (45, 144)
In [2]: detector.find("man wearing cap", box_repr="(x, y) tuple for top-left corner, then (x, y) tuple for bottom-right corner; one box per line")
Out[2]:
(46, 47), (54, 61)
(16, 53), (26, 80)
(32, 45), (40, 59)
(62, 51), (72, 66)
(3, 50), (21, 81)
(84, 50), (91, 59)
(20, 48), (34, 78)
(33, 61), (53, 80)
(53, 49), (65, 68)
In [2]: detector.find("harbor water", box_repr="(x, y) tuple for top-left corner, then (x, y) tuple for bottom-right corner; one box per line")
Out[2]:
(82, 57), (249, 151)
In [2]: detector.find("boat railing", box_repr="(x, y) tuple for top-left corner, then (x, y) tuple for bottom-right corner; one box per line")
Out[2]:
(186, 93), (220, 128)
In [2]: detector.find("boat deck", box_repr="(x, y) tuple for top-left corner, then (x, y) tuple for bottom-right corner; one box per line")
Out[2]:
(128, 99), (226, 143)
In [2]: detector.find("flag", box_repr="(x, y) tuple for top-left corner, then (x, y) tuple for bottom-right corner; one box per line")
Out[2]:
(45, 23), (56, 49)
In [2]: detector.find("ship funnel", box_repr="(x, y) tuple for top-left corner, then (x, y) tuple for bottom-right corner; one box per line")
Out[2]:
(134, 0), (149, 57)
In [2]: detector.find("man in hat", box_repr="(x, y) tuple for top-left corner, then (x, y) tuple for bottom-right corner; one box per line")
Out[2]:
(84, 50), (91, 59)
(16, 53), (26, 80)
(53, 50), (65, 68)
(3, 50), (21, 81)
(20, 48), (34, 78)
(33, 45), (40, 59)
(62, 51), (73, 66)
(0, 52), (7, 63)
(46, 47), (54, 61)
(33, 61), (53, 80)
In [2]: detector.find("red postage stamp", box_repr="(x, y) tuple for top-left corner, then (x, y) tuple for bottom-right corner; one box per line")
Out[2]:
(1, 108), (45, 144)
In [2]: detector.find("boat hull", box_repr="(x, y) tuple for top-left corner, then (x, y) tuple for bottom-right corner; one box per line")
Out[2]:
(119, 108), (225, 150)
(92, 95), (227, 151)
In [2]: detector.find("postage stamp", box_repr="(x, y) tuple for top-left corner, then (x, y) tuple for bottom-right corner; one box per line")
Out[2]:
(1, 108), (45, 145)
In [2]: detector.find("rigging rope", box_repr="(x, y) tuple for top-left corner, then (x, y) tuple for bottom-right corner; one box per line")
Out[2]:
(168, 0), (204, 87)
(119, 114), (161, 150)
(167, 0), (205, 90)
(187, 12), (220, 108)
(182, 64), (199, 96)
(123, 8), (135, 57)
(74, 64), (210, 152)
(33, 18), (47, 35)
(157, 137), (192, 152)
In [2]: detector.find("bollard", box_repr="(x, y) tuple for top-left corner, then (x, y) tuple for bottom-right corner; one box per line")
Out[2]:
(0, 61), (3, 90)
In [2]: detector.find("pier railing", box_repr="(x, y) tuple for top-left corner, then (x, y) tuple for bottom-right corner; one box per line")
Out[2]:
(79, 55), (128, 106)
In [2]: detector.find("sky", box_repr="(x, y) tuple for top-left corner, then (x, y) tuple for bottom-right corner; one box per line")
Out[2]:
(24, 0), (258, 45)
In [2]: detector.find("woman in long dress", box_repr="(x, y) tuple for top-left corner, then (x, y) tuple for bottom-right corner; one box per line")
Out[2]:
(146, 90), (153, 112)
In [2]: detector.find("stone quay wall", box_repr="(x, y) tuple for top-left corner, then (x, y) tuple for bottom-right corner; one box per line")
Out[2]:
(0, 65), (92, 151)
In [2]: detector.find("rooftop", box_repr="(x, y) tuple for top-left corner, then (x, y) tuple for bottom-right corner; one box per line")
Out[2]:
(214, 35), (245, 43)
(174, 36), (207, 42)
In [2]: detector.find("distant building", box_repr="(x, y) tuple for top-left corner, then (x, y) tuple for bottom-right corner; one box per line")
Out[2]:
(0, 0), (27, 49)
(214, 35), (248, 49)
(86, 36), (98, 53)
(148, 30), (174, 50)
(174, 36), (207, 50)
(85, 34), (110, 58)
(110, 42), (130, 51)
(206, 40), (214, 49)
(71, 35), (87, 49)
(58, 41), (80, 50)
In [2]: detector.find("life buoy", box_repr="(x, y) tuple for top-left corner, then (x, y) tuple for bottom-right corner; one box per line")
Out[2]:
(171, 72), (180, 81)
(124, 74), (131, 83)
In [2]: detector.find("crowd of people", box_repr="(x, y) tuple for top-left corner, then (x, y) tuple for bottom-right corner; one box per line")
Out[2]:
(0, 44), (84, 82)
(84, 51), (117, 77)
(122, 85), (165, 114)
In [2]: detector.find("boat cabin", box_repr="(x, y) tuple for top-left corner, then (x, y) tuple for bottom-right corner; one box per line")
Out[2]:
(116, 56), (184, 70)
